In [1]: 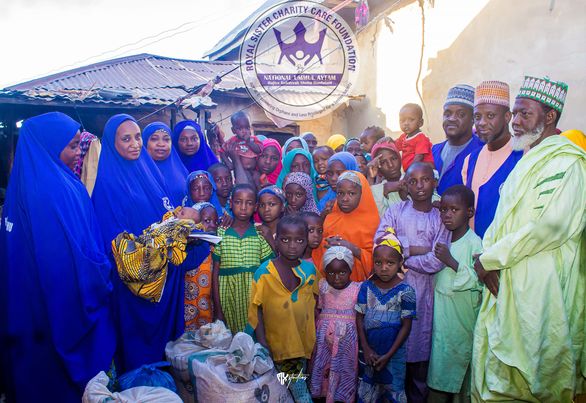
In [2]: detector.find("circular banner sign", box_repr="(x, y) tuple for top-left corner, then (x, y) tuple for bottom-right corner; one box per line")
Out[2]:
(240, 1), (360, 121)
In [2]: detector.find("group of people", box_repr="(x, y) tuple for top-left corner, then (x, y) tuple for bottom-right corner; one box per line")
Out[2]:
(1, 74), (585, 403)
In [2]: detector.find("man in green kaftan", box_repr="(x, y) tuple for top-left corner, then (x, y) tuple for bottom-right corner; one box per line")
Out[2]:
(471, 76), (586, 402)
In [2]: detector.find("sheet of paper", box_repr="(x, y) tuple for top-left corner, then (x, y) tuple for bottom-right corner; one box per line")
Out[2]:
(188, 232), (222, 244)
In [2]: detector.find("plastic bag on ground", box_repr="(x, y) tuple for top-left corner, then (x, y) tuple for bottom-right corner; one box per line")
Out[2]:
(165, 320), (233, 382)
(225, 332), (273, 382)
(82, 371), (182, 403)
(191, 319), (233, 349)
(118, 362), (176, 392)
(165, 321), (233, 402)
(190, 356), (293, 403)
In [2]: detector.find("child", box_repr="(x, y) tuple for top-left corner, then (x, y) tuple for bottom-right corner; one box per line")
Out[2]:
(368, 140), (405, 217)
(283, 172), (320, 215)
(301, 132), (318, 154)
(317, 151), (358, 212)
(257, 185), (286, 251)
(427, 185), (482, 401)
(310, 246), (361, 402)
(356, 227), (416, 403)
(374, 162), (450, 402)
(212, 184), (273, 333)
(247, 215), (319, 401)
(355, 153), (369, 177)
(224, 138), (262, 191)
(344, 137), (363, 156)
(359, 126), (385, 156)
(300, 212), (324, 271)
(258, 138), (283, 185)
(208, 162), (234, 213)
(394, 104), (434, 171)
(184, 202), (219, 330)
(223, 111), (262, 159)
(313, 146), (335, 200)
(186, 170), (224, 218)
(173, 205), (200, 222)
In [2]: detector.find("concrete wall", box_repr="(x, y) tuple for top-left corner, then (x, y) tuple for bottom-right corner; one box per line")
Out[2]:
(346, 0), (586, 143)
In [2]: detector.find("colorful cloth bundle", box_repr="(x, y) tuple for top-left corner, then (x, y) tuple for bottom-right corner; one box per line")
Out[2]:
(112, 218), (195, 302)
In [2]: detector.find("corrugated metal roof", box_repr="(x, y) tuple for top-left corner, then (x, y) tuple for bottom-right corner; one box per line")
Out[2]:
(1, 53), (247, 106)
(204, 0), (290, 60)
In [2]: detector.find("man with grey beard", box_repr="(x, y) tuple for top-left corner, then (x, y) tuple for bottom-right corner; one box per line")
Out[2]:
(471, 76), (586, 402)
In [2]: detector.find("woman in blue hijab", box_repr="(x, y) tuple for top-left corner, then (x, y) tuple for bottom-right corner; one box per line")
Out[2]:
(317, 151), (358, 211)
(142, 122), (188, 207)
(92, 114), (208, 373)
(185, 170), (224, 217)
(0, 112), (116, 402)
(172, 120), (218, 172)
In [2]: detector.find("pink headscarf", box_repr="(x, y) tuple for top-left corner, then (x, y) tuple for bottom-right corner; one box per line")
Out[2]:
(262, 138), (283, 184)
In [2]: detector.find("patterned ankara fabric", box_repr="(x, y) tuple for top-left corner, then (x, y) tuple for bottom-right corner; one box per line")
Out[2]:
(310, 280), (361, 402)
(355, 280), (416, 403)
(111, 217), (194, 302)
(184, 254), (213, 330)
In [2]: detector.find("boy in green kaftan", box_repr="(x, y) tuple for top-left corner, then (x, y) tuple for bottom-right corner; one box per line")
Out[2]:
(471, 76), (586, 402)
(428, 185), (482, 402)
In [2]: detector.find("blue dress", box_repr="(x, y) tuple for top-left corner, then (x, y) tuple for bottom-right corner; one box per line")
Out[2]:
(356, 280), (416, 403)
(0, 112), (116, 402)
(92, 114), (208, 373)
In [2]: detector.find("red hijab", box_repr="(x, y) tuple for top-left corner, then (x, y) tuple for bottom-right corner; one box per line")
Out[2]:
(262, 138), (283, 184)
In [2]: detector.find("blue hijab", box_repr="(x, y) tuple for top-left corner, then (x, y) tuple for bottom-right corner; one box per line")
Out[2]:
(282, 136), (309, 159)
(142, 122), (188, 207)
(0, 112), (115, 401)
(92, 114), (208, 373)
(317, 152), (358, 211)
(185, 170), (224, 217)
(172, 120), (218, 172)
(92, 114), (171, 246)
(276, 148), (318, 203)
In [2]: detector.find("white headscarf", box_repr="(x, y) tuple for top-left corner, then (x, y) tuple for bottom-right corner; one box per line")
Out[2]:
(323, 246), (354, 269)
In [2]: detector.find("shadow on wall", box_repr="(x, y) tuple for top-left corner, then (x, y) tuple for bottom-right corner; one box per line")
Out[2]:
(343, 14), (390, 138)
(422, 0), (586, 136)
(345, 94), (389, 138)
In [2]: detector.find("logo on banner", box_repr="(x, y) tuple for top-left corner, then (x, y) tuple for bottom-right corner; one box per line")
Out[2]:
(240, 1), (360, 121)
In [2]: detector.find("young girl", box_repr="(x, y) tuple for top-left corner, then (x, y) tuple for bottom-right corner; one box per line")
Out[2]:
(184, 202), (219, 331)
(257, 185), (286, 251)
(313, 146), (335, 200)
(322, 171), (379, 282)
(300, 212), (324, 270)
(355, 153), (369, 177)
(186, 170), (224, 218)
(368, 140), (404, 217)
(258, 138), (283, 185)
(276, 148), (318, 189)
(356, 227), (416, 403)
(310, 246), (361, 403)
(212, 184), (273, 333)
(283, 172), (320, 215)
(247, 215), (318, 401)
(317, 151), (358, 212)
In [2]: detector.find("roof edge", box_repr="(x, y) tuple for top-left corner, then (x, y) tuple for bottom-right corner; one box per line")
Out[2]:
(5, 53), (239, 91)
